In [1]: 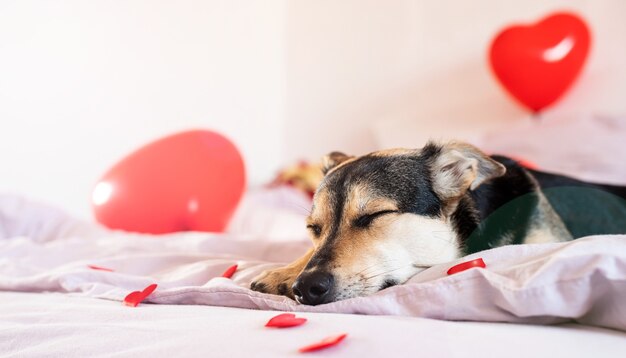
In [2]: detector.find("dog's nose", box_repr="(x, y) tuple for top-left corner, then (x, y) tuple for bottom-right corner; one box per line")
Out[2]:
(292, 271), (334, 305)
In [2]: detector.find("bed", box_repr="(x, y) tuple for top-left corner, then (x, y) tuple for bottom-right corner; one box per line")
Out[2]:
(2, 292), (625, 357)
(3, 113), (626, 356)
(1, 183), (626, 357)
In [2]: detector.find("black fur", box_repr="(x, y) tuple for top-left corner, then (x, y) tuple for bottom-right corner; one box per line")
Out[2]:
(530, 169), (626, 200)
(277, 283), (289, 296)
(250, 282), (267, 293)
(379, 279), (398, 291)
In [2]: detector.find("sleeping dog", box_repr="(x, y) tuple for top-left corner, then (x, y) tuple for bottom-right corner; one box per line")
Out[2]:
(250, 141), (626, 305)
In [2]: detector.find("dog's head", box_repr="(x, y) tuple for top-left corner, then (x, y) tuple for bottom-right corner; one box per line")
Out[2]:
(292, 141), (505, 305)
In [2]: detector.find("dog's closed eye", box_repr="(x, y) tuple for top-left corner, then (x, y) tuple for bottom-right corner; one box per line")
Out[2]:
(354, 210), (398, 228)
(306, 224), (322, 237)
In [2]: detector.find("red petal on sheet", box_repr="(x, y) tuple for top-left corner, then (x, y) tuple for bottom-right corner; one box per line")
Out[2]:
(87, 265), (114, 272)
(221, 264), (238, 279)
(123, 283), (158, 307)
(298, 333), (348, 353)
(265, 313), (307, 328)
(447, 258), (486, 275)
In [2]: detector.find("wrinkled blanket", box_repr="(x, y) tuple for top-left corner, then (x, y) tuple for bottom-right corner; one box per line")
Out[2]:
(1, 194), (625, 332)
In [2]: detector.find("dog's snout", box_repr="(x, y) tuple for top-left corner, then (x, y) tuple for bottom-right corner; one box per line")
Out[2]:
(292, 271), (334, 306)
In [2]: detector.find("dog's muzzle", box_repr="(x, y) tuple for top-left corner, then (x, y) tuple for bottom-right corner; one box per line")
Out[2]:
(292, 271), (334, 305)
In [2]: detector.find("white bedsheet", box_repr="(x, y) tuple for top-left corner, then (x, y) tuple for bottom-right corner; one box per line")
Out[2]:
(1, 291), (624, 358)
(1, 195), (626, 333)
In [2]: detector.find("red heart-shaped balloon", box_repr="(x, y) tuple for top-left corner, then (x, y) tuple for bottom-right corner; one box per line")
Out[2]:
(265, 313), (308, 328)
(489, 12), (591, 113)
(92, 130), (245, 234)
(123, 283), (158, 307)
(447, 258), (486, 275)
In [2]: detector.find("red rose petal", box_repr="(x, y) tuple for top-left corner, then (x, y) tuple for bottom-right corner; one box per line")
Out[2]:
(265, 313), (307, 328)
(88, 265), (114, 272)
(299, 333), (348, 353)
(447, 258), (486, 275)
(221, 264), (238, 279)
(123, 283), (158, 307)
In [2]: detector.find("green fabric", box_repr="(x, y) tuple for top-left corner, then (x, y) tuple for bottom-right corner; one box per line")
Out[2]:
(464, 186), (626, 254)
(465, 192), (538, 254)
(543, 186), (626, 238)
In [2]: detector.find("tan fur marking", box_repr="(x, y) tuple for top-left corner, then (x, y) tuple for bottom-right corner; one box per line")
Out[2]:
(370, 148), (418, 157)
(343, 184), (398, 219)
(250, 248), (314, 298)
(307, 189), (331, 245)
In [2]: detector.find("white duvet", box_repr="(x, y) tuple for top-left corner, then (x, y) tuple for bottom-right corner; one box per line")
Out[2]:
(1, 194), (625, 332)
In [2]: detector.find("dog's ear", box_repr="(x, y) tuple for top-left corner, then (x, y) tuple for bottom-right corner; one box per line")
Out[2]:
(430, 141), (506, 200)
(321, 151), (353, 175)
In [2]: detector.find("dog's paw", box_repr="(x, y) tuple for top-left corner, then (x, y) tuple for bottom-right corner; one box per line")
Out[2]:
(250, 267), (297, 299)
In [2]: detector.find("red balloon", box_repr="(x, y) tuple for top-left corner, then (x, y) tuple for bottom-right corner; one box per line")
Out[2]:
(92, 130), (245, 234)
(489, 12), (591, 113)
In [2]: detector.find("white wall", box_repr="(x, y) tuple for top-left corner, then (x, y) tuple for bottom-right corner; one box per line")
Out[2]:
(0, 0), (287, 217)
(1, 1), (625, 218)
(283, 0), (626, 156)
